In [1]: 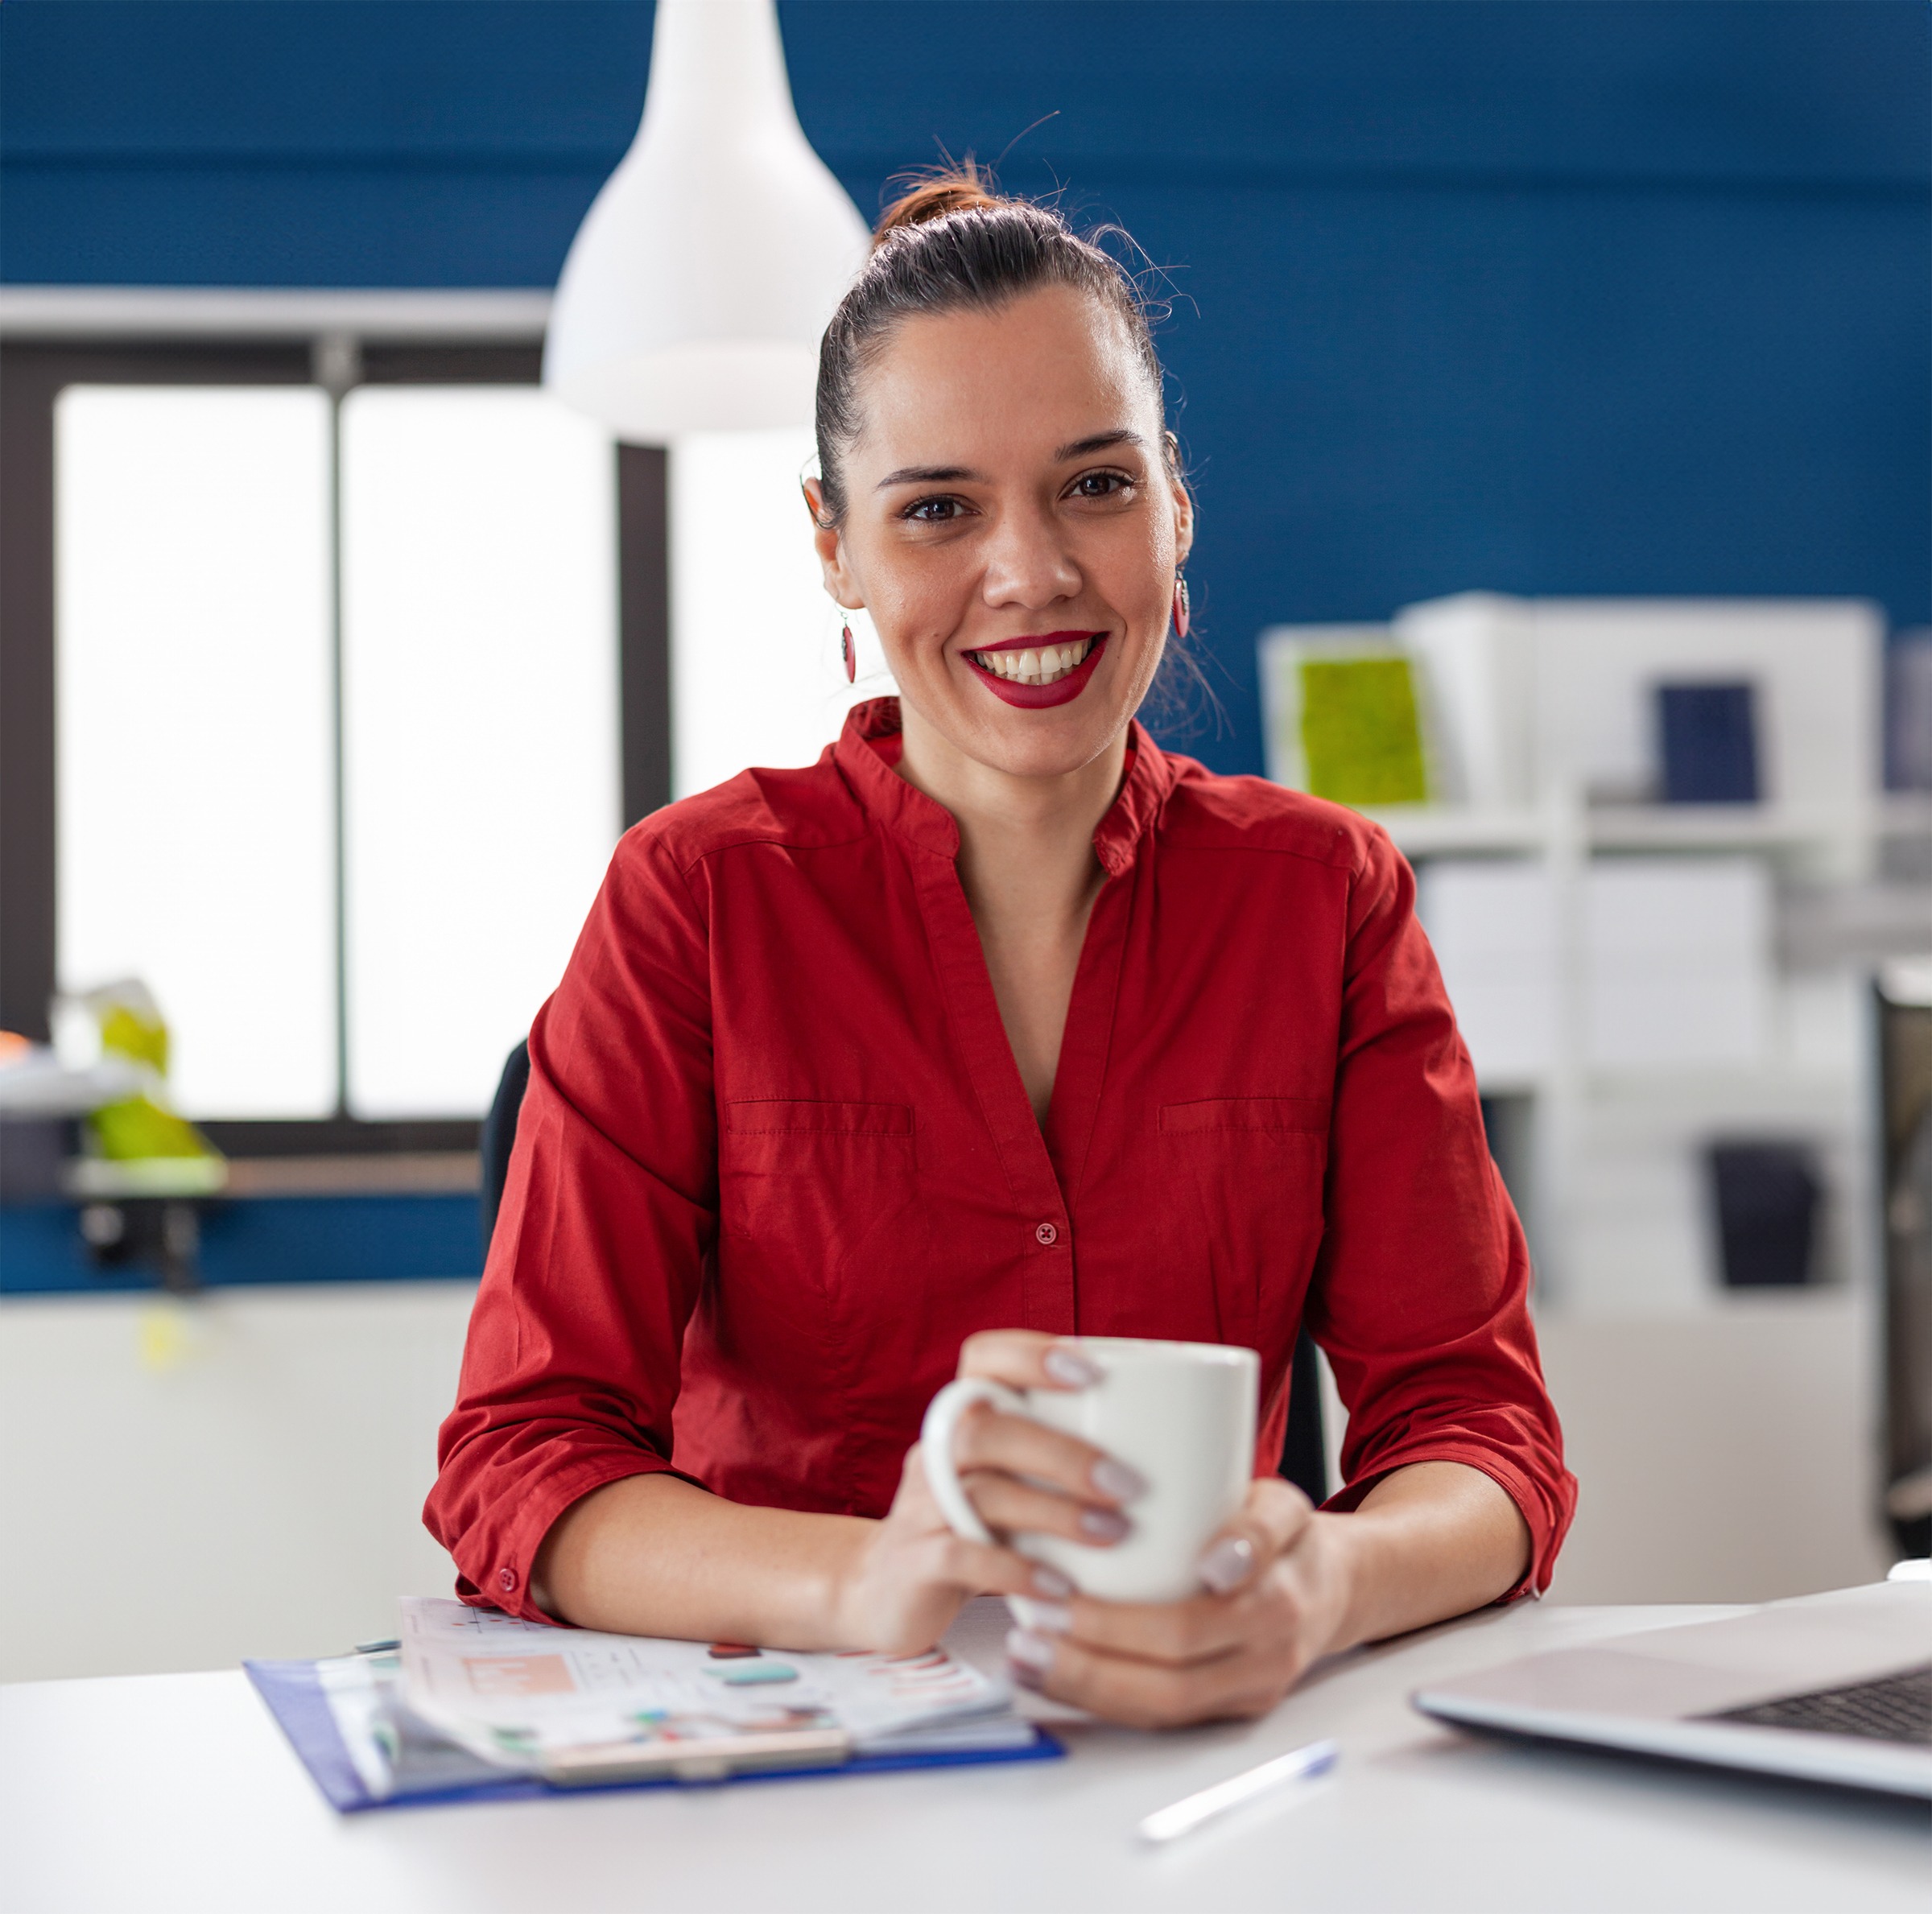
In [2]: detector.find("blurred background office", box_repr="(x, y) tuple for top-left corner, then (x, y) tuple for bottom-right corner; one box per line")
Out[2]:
(1, 0), (1927, 1681)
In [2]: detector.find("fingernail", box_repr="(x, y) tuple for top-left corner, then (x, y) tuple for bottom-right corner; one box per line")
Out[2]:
(1030, 1563), (1075, 1599)
(1022, 1600), (1072, 1636)
(1043, 1346), (1102, 1388)
(1091, 1457), (1150, 1503)
(1080, 1507), (1131, 1543)
(1005, 1626), (1055, 1676)
(1198, 1534), (1256, 1594)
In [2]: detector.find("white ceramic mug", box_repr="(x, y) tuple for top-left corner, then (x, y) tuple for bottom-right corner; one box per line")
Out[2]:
(919, 1337), (1260, 1604)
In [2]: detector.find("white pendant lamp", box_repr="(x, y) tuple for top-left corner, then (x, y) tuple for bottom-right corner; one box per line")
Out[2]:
(543, 0), (872, 440)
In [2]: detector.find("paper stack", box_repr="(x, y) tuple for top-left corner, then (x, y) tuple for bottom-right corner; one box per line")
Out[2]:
(318, 1598), (1031, 1802)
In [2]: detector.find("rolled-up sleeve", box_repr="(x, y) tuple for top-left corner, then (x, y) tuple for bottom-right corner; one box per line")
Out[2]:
(1303, 827), (1577, 1597)
(423, 825), (716, 1619)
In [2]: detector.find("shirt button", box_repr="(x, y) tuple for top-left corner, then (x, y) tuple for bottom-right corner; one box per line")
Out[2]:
(1035, 1222), (1059, 1246)
(497, 1566), (518, 1594)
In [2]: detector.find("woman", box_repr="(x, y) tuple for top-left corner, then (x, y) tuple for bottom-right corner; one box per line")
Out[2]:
(428, 173), (1574, 1728)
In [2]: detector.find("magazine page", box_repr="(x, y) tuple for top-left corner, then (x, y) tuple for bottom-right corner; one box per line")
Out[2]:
(398, 1598), (1014, 1771)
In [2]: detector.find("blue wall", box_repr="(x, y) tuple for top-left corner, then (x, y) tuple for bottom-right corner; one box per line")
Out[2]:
(0, 1195), (482, 1295)
(4, 0), (1927, 783)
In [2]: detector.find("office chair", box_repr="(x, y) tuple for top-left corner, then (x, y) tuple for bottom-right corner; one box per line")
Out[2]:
(479, 1038), (530, 1250)
(480, 1040), (1330, 1507)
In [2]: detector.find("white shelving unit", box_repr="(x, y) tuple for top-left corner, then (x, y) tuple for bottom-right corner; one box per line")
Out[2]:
(1265, 596), (1927, 1589)
(1305, 596), (1896, 1318)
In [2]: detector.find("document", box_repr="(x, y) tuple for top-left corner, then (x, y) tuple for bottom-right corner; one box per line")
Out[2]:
(392, 1598), (1022, 1784)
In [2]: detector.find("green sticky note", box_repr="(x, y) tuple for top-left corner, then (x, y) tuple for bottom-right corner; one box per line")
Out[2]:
(1298, 656), (1428, 805)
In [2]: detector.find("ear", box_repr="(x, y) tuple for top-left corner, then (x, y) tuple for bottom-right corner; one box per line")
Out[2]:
(1170, 472), (1195, 571)
(802, 477), (864, 610)
(1162, 431), (1195, 569)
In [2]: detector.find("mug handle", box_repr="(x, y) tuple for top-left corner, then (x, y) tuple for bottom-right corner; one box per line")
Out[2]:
(919, 1376), (1026, 1544)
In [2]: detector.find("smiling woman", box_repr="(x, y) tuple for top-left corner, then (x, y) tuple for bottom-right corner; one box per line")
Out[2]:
(429, 171), (1575, 1731)
(807, 177), (1186, 794)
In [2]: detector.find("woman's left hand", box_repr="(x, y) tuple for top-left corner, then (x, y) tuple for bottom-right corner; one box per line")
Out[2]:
(1002, 1477), (1357, 1727)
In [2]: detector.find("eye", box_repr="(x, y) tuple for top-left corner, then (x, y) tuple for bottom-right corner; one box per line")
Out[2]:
(902, 494), (969, 524)
(1067, 468), (1134, 501)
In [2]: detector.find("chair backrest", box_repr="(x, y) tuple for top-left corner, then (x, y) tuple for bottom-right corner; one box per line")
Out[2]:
(475, 1032), (1328, 1504)
(478, 1039), (530, 1252)
(1280, 1330), (1329, 1508)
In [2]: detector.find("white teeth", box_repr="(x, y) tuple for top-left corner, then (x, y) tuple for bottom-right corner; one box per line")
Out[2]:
(970, 637), (1096, 685)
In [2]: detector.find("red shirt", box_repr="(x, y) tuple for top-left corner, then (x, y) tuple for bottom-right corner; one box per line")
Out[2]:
(428, 699), (1575, 1615)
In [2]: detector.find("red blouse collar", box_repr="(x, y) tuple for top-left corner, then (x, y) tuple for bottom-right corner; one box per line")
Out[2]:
(832, 696), (1175, 877)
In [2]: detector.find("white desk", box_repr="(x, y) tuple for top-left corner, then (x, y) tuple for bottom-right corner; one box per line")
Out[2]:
(5, 1599), (1926, 1914)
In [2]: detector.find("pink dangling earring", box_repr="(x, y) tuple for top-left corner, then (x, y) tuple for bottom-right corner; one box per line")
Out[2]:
(840, 622), (857, 683)
(1172, 575), (1191, 641)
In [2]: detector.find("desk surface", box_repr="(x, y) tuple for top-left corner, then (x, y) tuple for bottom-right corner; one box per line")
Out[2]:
(5, 1598), (1927, 1914)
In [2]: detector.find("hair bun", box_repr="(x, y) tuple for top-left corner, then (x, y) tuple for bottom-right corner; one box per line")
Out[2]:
(873, 163), (1004, 247)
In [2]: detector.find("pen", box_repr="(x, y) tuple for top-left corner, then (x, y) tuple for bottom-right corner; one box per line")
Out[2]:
(1137, 1737), (1339, 1846)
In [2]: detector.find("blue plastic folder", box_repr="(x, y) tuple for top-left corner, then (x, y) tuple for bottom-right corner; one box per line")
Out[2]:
(246, 1657), (1063, 1814)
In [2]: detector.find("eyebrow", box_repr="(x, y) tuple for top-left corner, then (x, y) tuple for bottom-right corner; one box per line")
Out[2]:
(873, 431), (1146, 491)
(875, 464), (983, 489)
(1055, 429), (1145, 461)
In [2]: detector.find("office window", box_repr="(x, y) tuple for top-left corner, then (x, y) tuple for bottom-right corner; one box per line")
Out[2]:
(0, 341), (661, 1148)
(341, 387), (621, 1116)
(670, 430), (881, 799)
(55, 386), (337, 1118)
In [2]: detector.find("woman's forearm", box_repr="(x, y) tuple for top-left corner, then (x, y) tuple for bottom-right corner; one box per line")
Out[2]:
(1326, 1459), (1533, 1651)
(530, 1456), (1531, 1663)
(531, 1472), (877, 1649)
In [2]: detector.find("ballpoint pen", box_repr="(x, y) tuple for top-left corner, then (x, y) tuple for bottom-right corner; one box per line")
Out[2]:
(1137, 1737), (1339, 1846)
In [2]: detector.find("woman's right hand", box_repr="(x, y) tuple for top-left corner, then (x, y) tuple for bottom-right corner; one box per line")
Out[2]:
(832, 1330), (1146, 1654)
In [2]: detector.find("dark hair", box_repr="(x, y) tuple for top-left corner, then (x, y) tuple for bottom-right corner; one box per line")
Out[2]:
(812, 164), (1171, 527)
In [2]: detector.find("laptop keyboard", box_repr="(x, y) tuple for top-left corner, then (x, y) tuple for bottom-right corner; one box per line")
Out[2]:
(1703, 1663), (1932, 1746)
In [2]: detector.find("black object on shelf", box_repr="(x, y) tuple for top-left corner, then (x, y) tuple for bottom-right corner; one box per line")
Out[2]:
(1707, 1141), (1823, 1288)
(1657, 679), (1761, 804)
(78, 1196), (208, 1294)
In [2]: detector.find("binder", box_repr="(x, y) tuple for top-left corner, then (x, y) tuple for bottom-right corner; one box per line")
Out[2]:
(246, 1656), (1063, 1813)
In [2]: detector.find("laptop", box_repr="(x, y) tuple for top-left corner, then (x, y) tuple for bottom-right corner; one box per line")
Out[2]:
(1412, 1578), (1932, 1799)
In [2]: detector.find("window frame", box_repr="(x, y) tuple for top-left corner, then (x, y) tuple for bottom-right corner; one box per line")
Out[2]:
(0, 337), (669, 1157)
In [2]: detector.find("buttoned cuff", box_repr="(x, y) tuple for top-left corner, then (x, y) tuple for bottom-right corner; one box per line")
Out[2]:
(1319, 1442), (1570, 1603)
(452, 1448), (697, 1625)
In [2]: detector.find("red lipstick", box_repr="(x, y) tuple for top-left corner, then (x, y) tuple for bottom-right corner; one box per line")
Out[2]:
(962, 632), (1108, 709)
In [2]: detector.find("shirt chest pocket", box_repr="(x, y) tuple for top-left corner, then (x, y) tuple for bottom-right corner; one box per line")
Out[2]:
(1157, 1097), (1331, 1353)
(718, 1099), (919, 1262)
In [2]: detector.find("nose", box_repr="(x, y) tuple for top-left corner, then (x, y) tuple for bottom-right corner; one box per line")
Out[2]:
(980, 501), (1082, 613)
